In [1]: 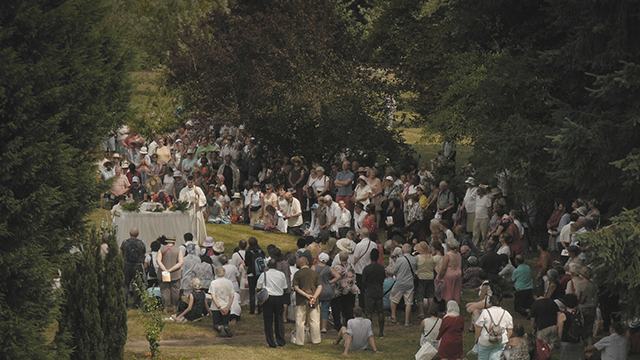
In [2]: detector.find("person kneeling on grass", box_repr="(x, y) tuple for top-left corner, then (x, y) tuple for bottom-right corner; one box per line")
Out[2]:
(170, 278), (209, 323)
(332, 307), (381, 356)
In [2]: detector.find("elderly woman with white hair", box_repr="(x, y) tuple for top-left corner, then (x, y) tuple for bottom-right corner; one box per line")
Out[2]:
(171, 278), (208, 323)
(436, 238), (463, 304)
(313, 252), (341, 333)
(209, 266), (235, 337)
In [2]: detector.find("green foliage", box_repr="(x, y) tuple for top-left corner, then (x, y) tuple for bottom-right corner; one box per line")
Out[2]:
(122, 201), (142, 212)
(580, 206), (640, 318)
(55, 232), (105, 360)
(169, 200), (189, 213)
(166, 0), (413, 167)
(99, 231), (127, 359)
(0, 0), (132, 357)
(133, 273), (165, 358)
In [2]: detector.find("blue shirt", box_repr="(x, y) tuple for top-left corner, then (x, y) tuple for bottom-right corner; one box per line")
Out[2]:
(512, 264), (533, 291)
(335, 170), (354, 196)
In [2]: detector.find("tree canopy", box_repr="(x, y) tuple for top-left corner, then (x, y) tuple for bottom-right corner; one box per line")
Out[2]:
(166, 0), (413, 166)
(368, 0), (640, 215)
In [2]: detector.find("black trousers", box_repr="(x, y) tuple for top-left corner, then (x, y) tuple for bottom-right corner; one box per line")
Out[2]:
(123, 263), (144, 307)
(356, 274), (365, 309)
(331, 293), (355, 330)
(248, 276), (262, 314)
(514, 289), (534, 316)
(263, 295), (286, 347)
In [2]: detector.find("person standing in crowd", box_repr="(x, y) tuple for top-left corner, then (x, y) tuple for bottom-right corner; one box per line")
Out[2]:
(334, 160), (354, 210)
(288, 156), (306, 206)
(474, 295), (514, 360)
(390, 244), (418, 327)
(529, 295), (560, 349)
(473, 186), (492, 248)
(461, 177), (478, 234)
(361, 248), (386, 337)
(436, 238), (463, 304)
(283, 192), (303, 235)
(292, 256), (322, 346)
(558, 294), (586, 360)
(256, 259), (288, 348)
(245, 237), (266, 315)
(353, 228), (374, 309)
(210, 266), (235, 337)
(179, 175), (207, 245)
(313, 252), (341, 333)
(335, 199), (352, 239)
(156, 234), (184, 313)
(436, 181), (456, 225)
(332, 307), (381, 355)
(120, 227), (146, 309)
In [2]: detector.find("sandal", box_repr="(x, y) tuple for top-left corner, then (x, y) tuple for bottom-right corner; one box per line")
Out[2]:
(387, 316), (397, 323)
(404, 323), (411, 327)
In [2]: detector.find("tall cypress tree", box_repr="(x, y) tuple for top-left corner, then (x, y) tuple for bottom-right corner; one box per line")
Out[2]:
(55, 232), (105, 360)
(0, 0), (132, 358)
(100, 232), (127, 359)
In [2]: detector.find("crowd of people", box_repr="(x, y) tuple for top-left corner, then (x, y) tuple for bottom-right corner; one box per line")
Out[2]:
(106, 123), (637, 359)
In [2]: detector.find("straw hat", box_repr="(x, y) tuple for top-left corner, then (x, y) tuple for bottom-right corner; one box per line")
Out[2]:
(336, 239), (355, 253)
(213, 241), (225, 253)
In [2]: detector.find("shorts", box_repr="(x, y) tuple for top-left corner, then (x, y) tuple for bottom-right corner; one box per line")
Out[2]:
(416, 279), (434, 300)
(365, 296), (383, 314)
(390, 289), (414, 305)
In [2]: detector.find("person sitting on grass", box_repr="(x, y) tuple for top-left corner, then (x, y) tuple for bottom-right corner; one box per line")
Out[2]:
(585, 322), (628, 360)
(332, 307), (381, 355)
(170, 278), (209, 323)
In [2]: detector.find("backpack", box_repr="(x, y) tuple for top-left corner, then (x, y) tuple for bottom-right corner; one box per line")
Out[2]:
(483, 309), (506, 344)
(566, 310), (585, 343)
(146, 254), (157, 278)
(125, 240), (140, 264)
(488, 280), (503, 301)
(251, 249), (266, 277)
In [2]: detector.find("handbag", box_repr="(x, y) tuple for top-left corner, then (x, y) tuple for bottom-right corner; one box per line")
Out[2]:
(415, 341), (438, 360)
(257, 271), (269, 305)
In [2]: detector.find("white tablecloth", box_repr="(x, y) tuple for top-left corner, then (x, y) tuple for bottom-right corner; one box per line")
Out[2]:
(113, 211), (192, 248)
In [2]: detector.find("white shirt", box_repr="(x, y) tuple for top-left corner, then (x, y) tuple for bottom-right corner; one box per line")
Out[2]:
(464, 187), (478, 213)
(559, 221), (574, 245)
(219, 264), (240, 292)
(476, 306), (513, 346)
(256, 268), (288, 296)
(475, 195), (491, 219)
(353, 210), (366, 233)
(209, 277), (234, 310)
(283, 198), (303, 227)
(353, 238), (374, 274)
(336, 208), (352, 229)
(230, 250), (246, 267)
(327, 202), (341, 232)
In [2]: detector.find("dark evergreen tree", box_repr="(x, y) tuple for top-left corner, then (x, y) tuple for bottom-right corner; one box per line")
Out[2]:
(100, 232), (127, 359)
(0, 0), (132, 358)
(55, 232), (105, 360)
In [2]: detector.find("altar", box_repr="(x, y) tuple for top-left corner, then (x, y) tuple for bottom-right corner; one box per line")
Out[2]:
(113, 210), (192, 248)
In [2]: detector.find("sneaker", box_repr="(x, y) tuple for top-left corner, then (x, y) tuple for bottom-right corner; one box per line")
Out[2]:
(321, 328), (327, 334)
(378, 333), (384, 338)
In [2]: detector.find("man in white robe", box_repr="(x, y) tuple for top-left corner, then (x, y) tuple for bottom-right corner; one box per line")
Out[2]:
(179, 175), (207, 245)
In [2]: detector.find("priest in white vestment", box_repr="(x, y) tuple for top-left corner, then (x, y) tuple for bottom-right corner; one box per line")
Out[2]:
(179, 176), (207, 245)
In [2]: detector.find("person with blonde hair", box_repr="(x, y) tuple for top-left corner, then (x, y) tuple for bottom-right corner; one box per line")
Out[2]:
(171, 278), (208, 322)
